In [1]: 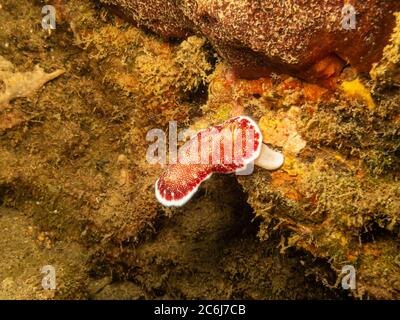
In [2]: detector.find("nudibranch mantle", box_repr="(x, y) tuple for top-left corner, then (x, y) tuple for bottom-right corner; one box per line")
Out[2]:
(155, 116), (283, 207)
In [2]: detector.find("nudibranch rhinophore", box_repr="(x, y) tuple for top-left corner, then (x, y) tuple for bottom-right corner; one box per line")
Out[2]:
(155, 116), (284, 207)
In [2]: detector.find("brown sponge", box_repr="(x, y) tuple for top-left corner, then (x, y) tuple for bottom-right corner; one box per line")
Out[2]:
(101, 0), (400, 81)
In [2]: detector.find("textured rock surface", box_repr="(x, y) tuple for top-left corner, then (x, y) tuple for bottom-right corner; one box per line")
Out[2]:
(1, 0), (399, 300)
(0, 0), (339, 300)
(101, 0), (400, 80)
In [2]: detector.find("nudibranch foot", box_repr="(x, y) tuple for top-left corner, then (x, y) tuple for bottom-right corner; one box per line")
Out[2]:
(254, 143), (285, 171)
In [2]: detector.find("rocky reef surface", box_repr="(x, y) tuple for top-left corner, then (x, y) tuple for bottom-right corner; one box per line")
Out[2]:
(0, 0), (399, 299)
(101, 0), (400, 81)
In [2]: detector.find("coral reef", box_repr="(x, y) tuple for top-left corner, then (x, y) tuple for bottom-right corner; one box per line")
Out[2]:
(0, 0), (399, 300)
(0, 0), (337, 300)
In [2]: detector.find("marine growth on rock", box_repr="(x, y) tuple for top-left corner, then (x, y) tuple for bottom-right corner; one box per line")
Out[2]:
(101, 0), (400, 81)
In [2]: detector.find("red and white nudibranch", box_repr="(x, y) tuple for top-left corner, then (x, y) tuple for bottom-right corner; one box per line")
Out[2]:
(155, 116), (284, 207)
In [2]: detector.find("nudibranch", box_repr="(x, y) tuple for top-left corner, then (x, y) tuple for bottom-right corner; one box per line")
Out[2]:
(155, 116), (284, 207)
